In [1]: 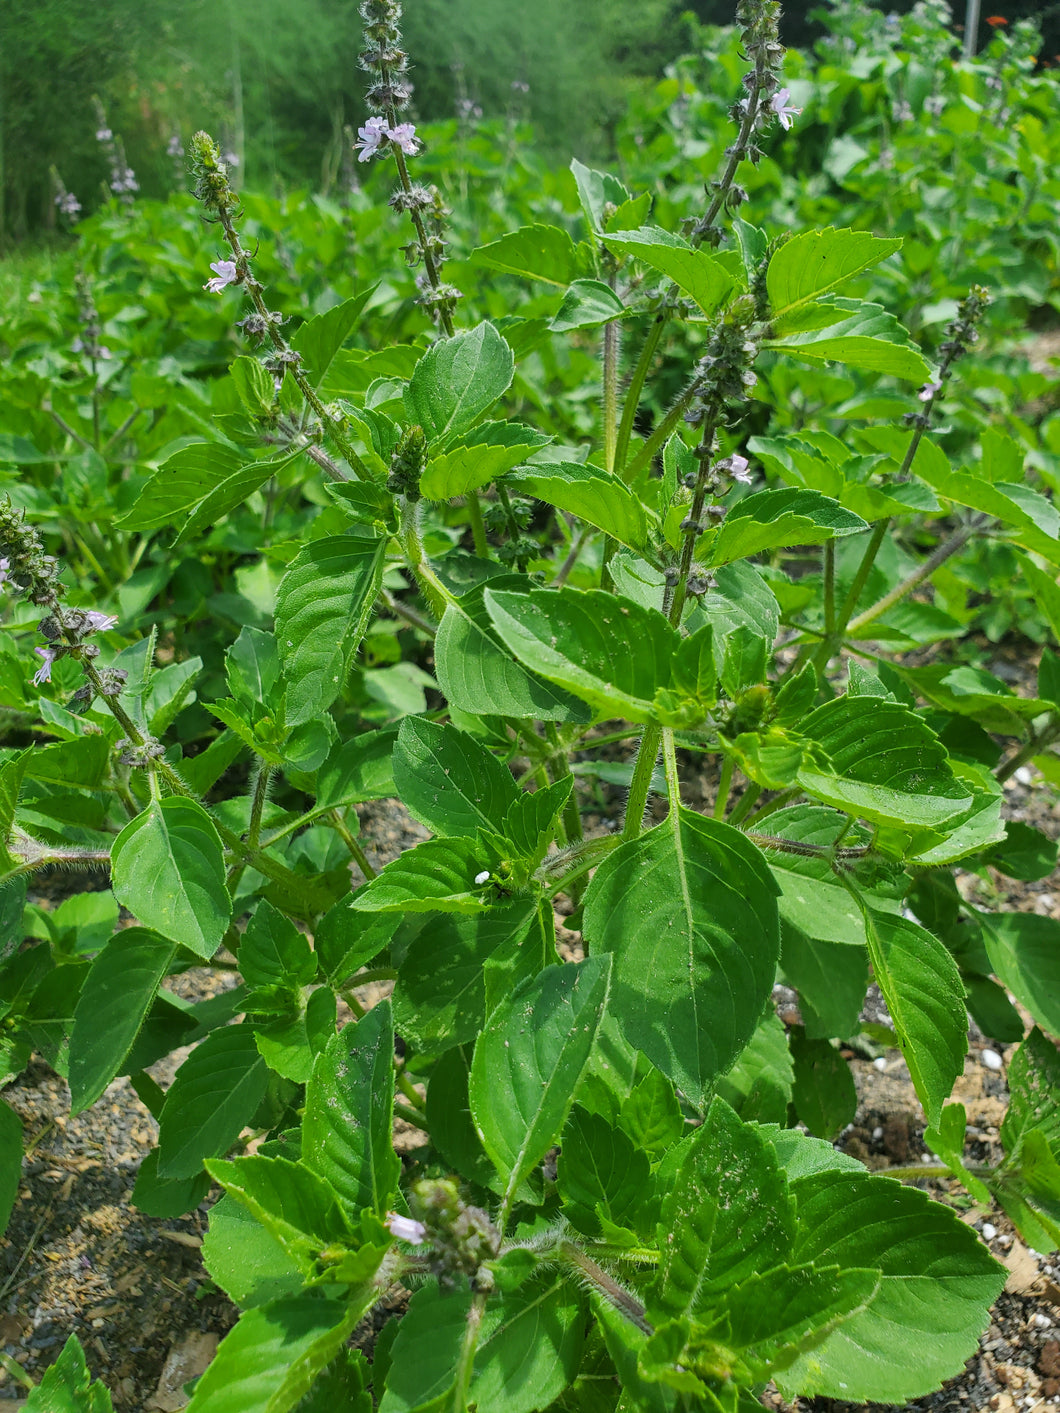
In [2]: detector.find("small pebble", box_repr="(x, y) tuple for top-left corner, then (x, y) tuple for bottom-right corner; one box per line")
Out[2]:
(1029, 1248), (1041, 1259)
(872, 1126), (884, 1142)
(981, 1048), (1003, 1071)
(1032, 1312), (1052, 1328)
(1014, 766), (1034, 785)
(998, 1233), (1013, 1248)
(981, 1222), (997, 1241)
(873, 1057), (887, 1072)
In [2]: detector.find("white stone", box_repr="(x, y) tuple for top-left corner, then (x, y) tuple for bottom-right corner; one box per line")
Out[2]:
(981, 1222), (997, 1241)
(872, 1126), (883, 1141)
(981, 1048), (1003, 1071)
(873, 1057), (887, 1072)
(1015, 766), (1034, 785)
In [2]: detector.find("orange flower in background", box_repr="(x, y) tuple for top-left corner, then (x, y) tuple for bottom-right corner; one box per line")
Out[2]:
(985, 15), (1008, 24)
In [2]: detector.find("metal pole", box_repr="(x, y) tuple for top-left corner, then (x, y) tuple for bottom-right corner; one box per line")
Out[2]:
(964, 0), (982, 59)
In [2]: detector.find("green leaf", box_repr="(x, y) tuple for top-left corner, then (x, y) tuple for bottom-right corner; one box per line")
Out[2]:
(351, 836), (495, 915)
(157, 1024), (270, 1180)
(709, 1263), (877, 1381)
(470, 957), (611, 1215)
(571, 159), (633, 230)
(790, 1030), (857, 1138)
(420, 422), (550, 500)
(765, 302), (930, 381)
(315, 729), (396, 808)
(705, 488), (866, 566)
(618, 1064), (683, 1160)
(558, 1107), (652, 1239)
(485, 586), (679, 723)
(781, 924), (868, 1039)
(435, 582), (591, 724)
(116, 440), (241, 531)
(68, 928), (174, 1115)
(301, 1001), (400, 1218)
(980, 912), (1060, 1035)
(111, 799), (231, 957)
(404, 322), (514, 441)
(500, 780), (571, 867)
(23, 1334), (113, 1413)
(230, 355), (276, 418)
(240, 900), (316, 1000)
(861, 909), (966, 1130)
(584, 809), (780, 1106)
(394, 902), (544, 1059)
(291, 289), (375, 387)
(378, 1283), (469, 1412)
(276, 534), (385, 726)
(778, 1171), (1005, 1403)
(767, 229), (902, 321)
(552, 280), (626, 332)
(985, 821), (1058, 881)
(185, 1295), (358, 1413)
(1001, 1028), (1060, 1161)
(201, 1195), (303, 1309)
(473, 224), (587, 288)
(206, 1154), (352, 1268)
(798, 696), (973, 833)
(650, 1097), (793, 1321)
(601, 228), (734, 316)
(504, 464), (649, 551)
(313, 905), (396, 986)
(227, 627), (280, 707)
(0, 1100), (21, 1234)
(473, 1278), (585, 1412)
(764, 806), (870, 946)
(393, 716), (519, 837)
(715, 1011), (794, 1125)
(131, 1147), (211, 1219)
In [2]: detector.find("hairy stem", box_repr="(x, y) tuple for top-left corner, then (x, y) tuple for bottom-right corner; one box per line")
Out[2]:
(623, 724), (662, 840)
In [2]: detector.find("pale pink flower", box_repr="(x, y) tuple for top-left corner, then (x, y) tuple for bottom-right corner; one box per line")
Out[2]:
(33, 647), (58, 685)
(354, 116), (390, 162)
(204, 260), (238, 293)
(0, 557), (9, 587)
(84, 610), (118, 633)
(386, 1212), (426, 1245)
(388, 123), (421, 156)
(770, 89), (802, 130)
(727, 454), (752, 484)
(918, 379), (942, 402)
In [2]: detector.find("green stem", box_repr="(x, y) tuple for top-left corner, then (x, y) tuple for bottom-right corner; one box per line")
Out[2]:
(813, 518), (890, 670)
(329, 810), (377, 881)
(602, 307), (620, 474)
(996, 714), (1060, 784)
(554, 523), (591, 588)
(622, 384), (696, 482)
(623, 724), (662, 840)
(823, 540), (836, 642)
(847, 515), (987, 634)
(614, 315), (665, 482)
(394, 1100), (429, 1131)
(558, 1242), (652, 1334)
(662, 728), (681, 814)
(726, 782), (762, 828)
(395, 1066), (426, 1112)
(741, 786), (801, 828)
(535, 833), (624, 898)
(451, 1292), (488, 1413)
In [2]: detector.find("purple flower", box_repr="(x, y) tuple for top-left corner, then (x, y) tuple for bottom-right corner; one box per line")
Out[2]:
(388, 123), (421, 155)
(353, 116), (390, 162)
(386, 1212), (426, 1245)
(918, 379), (942, 402)
(33, 647), (58, 686)
(221, 150), (240, 168)
(727, 454), (752, 484)
(769, 89), (802, 130)
(204, 259), (238, 293)
(95, 127), (113, 142)
(84, 610), (118, 633)
(0, 557), (9, 587)
(55, 191), (81, 219)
